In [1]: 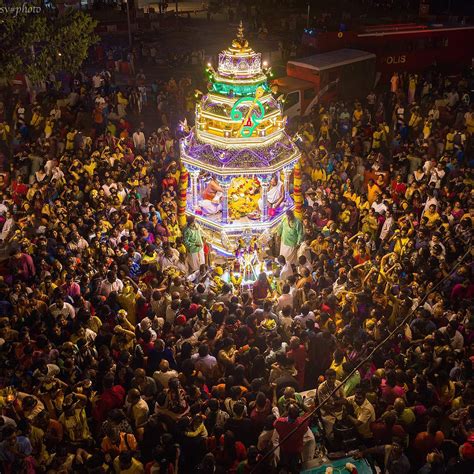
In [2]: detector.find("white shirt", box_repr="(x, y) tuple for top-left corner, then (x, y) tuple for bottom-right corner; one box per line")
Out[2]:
(294, 310), (316, 327)
(279, 263), (293, 281)
(153, 369), (179, 389)
(297, 241), (312, 262)
(165, 305), (177, 325)
(429, 167), (445, 189)
(424, 196), (439, 213)
(192, 354), (218, 374)
(423, 159), (435, 174)
(48, 301), (75, 320)
(44, 159), (56, 176)
(371, 201), (387, 214)
(68, 238), (89, 253)
(51, 167), (64, 182)
(102, 182), (117, 197)
(133, 131), (146, 150)
(159, 252), (180, 269)
(99, 278), (124, 297)
(83, 328), (97, 342)
(380, 217), (394, 241)
(276, 293), (293, 311)
(0, 218), (15, 240)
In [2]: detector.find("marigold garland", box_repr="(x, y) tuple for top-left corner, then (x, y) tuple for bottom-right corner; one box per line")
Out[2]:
(177, 165), (189, 228)
(293, 160), (303, 219)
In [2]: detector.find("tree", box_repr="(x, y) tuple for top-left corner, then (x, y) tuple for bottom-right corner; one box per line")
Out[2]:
(0, 3), (99, 84)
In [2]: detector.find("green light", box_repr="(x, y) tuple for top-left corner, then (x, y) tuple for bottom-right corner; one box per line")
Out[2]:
(211, 81), (270, 97)
(230, 93), (265, 137)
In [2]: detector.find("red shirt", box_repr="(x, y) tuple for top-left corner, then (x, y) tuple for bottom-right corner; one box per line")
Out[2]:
(250, 399), (272, 431)
(274, 415), (309, 454)
(390, 181), (407, 202)
(321, 303), (334, 316)
(370, 421), (406, 445)
(287, 345), (307, 388)
(92, 385), (126, 423)
(139, 341), (155, 357)
(412, 431), (445, 463)
(182, 303), (199, 319)
(162, 177), (177, 190)
(12, 181), (28, 204)
(214, 438), (247, 471)
(380, 382), (406, 405)
(451, 283), (474, 301)
(13, 253), (36, 280)
(252, 281), (269, 302)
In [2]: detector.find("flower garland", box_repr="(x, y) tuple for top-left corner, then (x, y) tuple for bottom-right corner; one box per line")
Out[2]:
(293, 160), (303, 219)
(228, 176), (260, 219)
(177, 165), (188, 228)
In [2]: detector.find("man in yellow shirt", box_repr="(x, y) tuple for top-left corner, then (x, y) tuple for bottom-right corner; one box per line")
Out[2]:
(345, 388), (376, 440)
(126, 388), (149, 430)
(423, 204), (441, 228)
(59, 394), (91, 444)
(353, 103), (363, 123)
(372, 128), (382, 150)
(83, 154), (98, 176)
(66, 128), (76, 151)
(113, 451), (144, 474)
(310, 233), (329, 256)
(445, 128), (454, 152)
(367, 179), (381, 205)
(0, 121), (10, 142)
(392, 229), (410, 255)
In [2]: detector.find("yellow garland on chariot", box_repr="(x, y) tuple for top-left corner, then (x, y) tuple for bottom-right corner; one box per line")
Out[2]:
(230, 273), (243, 286)
(293, 160), (303, 219)
(177, 165), (189, 228)
(212, 275), (224, 291)
(228, 176), (260, 219)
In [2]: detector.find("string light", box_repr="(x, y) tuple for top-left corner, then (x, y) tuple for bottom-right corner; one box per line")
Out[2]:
(181, 130), (300, 175)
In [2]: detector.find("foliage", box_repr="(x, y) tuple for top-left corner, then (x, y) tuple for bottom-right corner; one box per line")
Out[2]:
(0, 3), (99, 84)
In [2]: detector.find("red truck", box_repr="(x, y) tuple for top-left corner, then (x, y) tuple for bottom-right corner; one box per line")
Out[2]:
(273, 48), (376, 118)
(302, 23), (474, 78)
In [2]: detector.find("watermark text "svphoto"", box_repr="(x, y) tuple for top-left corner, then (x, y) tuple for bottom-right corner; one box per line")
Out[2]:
(0, 4), (42, 17)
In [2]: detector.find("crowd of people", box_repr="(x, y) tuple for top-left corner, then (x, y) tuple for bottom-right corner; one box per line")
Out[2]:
(0, 41), (472, 474)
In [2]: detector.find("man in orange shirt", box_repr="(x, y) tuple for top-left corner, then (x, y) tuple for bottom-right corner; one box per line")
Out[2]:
(412, 419), (444, 468)
(367, 179), (381, 205)
(101, 425), (137, 464)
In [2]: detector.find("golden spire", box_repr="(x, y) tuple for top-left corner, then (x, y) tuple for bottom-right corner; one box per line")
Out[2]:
(232, 20), (249, 50)
(237, 20), (244, 43)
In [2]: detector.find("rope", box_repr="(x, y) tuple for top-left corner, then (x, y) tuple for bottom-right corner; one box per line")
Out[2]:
(251, 240), (472, 472)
